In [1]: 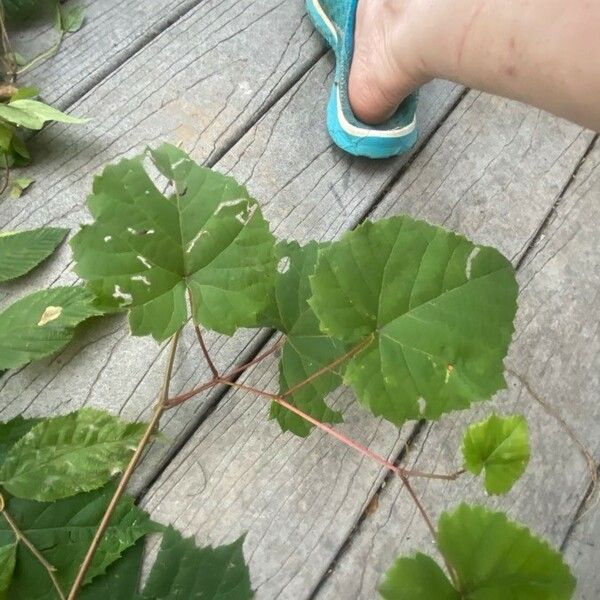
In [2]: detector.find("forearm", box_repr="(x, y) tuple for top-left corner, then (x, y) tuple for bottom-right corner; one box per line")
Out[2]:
(411, 0), (600, 131)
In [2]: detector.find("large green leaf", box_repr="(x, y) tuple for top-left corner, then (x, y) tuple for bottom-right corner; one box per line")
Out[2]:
(0, 227), (68, 282)
(0, 543), (16, 599)
(0, 100), (86, 131)
(0, 286), (103, 369)
(0, 486), (159, 599)
(309, 217), (518, 426)
(262, 241), (347, 436)
(379, 553), (459, 600)
(0, 416), (41, 465)
(2, 0), (57, 22)
(140, 527), (253, 599)
(80, 538), (144, 600)
(462, 413), (530, 494)
(439, 504), (575, 599)
(71, 143), (277, 341)
(0, 408), (146, 501)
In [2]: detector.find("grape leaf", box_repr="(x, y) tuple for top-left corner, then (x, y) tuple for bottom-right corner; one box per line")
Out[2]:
(309, 217), (518, 426)
(71, 143), (277, 341)
(379, 553), (459, 600)
(140, 527), (253, 599)
(0, 227), (68, 282)
(0, 286), (103, 369)
(0, 416), (41, 465)
(80, 538), (144, 600)
(0, 543), (17, 599)
(0, 486), (160, 599)
(439, 504), (575, 599)
(262, 241), (346, 436)
(0, 99), (86, 130)
(462, 413), (530, 494)
(0, 408), (146, 501)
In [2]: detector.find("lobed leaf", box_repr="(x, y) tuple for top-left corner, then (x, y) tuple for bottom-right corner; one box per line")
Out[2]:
(309, 217), (518, 426)
(462, 413), (530, 494)
(0, 227), (68, 282)
(0, 408), (146, 501)
(0, 286), (102, 369)
(71, 143), (277, 341)
(0, 486), (160, 598)
(140, 527), (253, 599)
(261, 241), (346, 436)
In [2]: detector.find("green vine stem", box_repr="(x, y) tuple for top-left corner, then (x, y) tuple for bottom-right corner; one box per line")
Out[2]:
(0, 493), (66, 600)
(66, 330), (181, 600)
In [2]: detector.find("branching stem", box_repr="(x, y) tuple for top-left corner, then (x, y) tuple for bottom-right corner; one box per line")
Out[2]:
(0, 494), (66, 600)
(66, 331), (181, 600)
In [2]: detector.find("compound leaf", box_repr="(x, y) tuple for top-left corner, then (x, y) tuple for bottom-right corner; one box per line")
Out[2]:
(462, 413), (530, 494)
(140, 527), (252, 599)
(0, 286), (103, 369)
(0, 227), (68, 282)
(0, 486), (159, 599)
(379, 553), (459, 600)
(309, 217), (518, 426)
(0, 408), (146, 501)
(0, 99), (86, 130)
(438, 504), (575, 599)
(0, 543), (17, 599)
(262, 241), (346, 436)
(71, 143), (277, 341)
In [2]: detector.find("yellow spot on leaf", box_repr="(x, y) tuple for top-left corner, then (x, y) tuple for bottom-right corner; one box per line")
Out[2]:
(37, 306), (63, 326)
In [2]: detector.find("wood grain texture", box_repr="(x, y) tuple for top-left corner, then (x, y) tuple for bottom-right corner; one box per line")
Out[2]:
(142, 95), (594, 597)
(0, 20), (460, 490)
(316, 141), (600, 599)
(11, 0), (205, 109)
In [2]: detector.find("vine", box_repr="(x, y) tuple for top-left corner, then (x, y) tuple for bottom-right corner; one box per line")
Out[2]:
(0, 143), (592, 598)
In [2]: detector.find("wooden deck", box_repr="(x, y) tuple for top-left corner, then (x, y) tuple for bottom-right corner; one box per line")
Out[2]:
(2, 1), (599, 597)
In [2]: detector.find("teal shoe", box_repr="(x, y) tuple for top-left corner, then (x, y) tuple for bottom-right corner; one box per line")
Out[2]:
(306, 0), (418, 158)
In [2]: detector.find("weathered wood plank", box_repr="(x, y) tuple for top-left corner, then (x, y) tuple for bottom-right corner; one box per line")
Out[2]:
(142, 97), (593, 597)
(563, 491), (600, 600)
(11, 0), (206, 109)
(0, 47), (462, 491)
(316, 141), (600, 599)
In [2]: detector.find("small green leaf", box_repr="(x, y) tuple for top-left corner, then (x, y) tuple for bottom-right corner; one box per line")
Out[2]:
(0, 286), (102, 369)
(71, 143), (277, 341)
(438, 504), (575, 599)
(0, 485), (160, 598)
(262, 241), (346, 436)
(0, 99), (87, 130)
(59, 4), (85, 32)
(0, 543), (17, 598)
(80, 538), (144, 600)
(462, 413), (530, 494)
(10, 87), (39, 101)
(0, 227), (67, 282)
(0, 416), (41, 465)
(309, 217), (518, 426)
(379, 553), (459, 600)
(9, 177), (34, 198)
(141, 527), (253, 599)
(0, 408), (146, 501)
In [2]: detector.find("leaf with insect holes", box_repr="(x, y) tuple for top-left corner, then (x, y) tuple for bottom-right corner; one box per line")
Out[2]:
(0, 100), (86, 130)
(379, 553), (459, 600)
(260, 241), (347, 436)
(0, 485), (160, 599)
(309, 217), (518, 426)
(380, 505), (575, 600)
(0, 408), (146, 501)
(462, 413), (530, 494)
(140, 527), (253, 599)
(0, 543), (17, 599)
(0, 286), (102, 369)
(71, 143), (277, 341)
(0, 227), (67, 282)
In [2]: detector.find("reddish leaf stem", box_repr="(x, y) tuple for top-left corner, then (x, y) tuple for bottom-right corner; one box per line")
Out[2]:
(187, 289), (219, 378)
